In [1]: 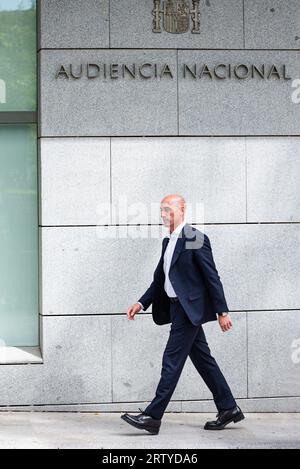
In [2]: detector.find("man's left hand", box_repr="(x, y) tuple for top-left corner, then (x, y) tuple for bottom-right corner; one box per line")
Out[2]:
(218, 313), (232, 332)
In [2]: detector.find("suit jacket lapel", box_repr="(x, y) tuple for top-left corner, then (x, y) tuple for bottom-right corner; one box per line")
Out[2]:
(158, 236), (170, 267)
(162, 236), (169, 255)
(170, 224), (186, 270)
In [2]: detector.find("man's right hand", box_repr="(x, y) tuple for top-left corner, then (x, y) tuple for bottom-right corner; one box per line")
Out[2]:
(127, 303), (142, 320)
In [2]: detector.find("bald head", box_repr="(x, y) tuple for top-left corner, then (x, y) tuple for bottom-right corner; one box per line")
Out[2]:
(161, 193), (186, 208)
(160, 193), (186, 232)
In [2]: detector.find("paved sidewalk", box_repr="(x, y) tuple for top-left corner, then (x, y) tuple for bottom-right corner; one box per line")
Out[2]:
(0, 412), (299, 449)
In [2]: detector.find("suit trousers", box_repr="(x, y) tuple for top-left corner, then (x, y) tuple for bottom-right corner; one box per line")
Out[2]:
(144, 300), (237, 420)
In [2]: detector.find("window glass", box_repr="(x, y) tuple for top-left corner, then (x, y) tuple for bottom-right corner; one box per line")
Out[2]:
(0, 0), (36, 111)
(0, 124), (38, 346)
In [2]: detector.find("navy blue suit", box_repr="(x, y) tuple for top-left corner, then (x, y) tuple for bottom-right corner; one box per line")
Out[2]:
(138, 223), (229, 326)
(138, 223), (236, 419)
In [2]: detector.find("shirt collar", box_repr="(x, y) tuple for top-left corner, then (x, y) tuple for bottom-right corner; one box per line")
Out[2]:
(167, 219), (187, 239)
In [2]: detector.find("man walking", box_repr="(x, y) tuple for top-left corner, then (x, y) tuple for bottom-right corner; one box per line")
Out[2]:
(121, 194), (244, 434)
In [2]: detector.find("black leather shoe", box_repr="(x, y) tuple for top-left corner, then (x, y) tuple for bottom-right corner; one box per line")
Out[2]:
(121, 408), (161, 435)
(204, 405), (245, 430)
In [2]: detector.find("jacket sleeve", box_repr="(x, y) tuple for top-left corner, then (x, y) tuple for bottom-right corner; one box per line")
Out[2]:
(137, 257), (163, 310)
(137, 239), (166, 311)
(137, 279), (156, 311)
(193, 233), (229, 315)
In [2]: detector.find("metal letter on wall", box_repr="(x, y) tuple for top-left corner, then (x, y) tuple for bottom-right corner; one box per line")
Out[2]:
(152, 0), (201, 34)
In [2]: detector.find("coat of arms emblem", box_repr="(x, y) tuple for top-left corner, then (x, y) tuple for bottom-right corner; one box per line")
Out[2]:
(152, 0), (201, 34)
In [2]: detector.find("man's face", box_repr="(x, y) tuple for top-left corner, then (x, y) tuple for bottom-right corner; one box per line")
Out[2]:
(160, 202), (182, 228)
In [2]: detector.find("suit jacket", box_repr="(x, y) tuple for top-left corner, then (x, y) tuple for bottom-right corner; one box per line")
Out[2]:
(138, 223), (229, 326)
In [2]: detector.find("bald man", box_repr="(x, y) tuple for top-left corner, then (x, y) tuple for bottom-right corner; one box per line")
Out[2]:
(121, 194), (244, 434)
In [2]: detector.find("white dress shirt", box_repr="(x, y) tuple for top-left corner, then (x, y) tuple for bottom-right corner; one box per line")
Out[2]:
(163, 219), (187, 298)
(138, 219), (187, 310)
